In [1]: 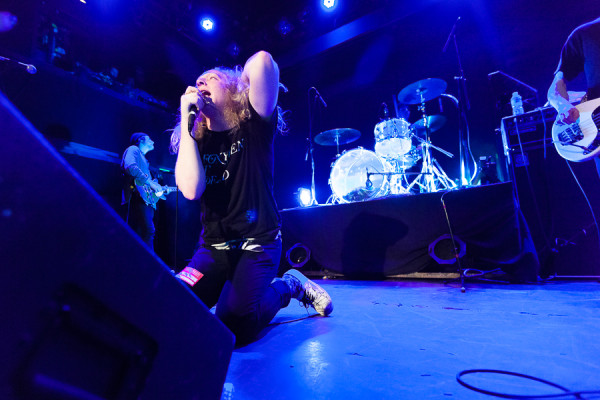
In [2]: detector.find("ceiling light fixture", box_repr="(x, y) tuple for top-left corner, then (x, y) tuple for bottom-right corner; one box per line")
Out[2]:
(200, 17), (214, 32)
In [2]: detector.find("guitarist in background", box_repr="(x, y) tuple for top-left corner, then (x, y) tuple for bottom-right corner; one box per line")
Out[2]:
(121, 132), (163, 250)
(548, 17), (600, 173)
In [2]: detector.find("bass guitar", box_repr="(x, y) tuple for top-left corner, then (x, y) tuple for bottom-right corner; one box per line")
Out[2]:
(552, 97), (600, 162)
(136, 180), (178, 207)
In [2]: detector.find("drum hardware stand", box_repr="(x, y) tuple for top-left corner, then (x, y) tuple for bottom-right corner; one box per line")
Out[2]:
(387, 163), (420, 195)
(325, 151), (342, 204)
(306, 88), (326, 206)
(326, 194), (340, 204)
(366, 170), (420, 195)
(406, 102), (456, 193)
(306, 137), (318, 206)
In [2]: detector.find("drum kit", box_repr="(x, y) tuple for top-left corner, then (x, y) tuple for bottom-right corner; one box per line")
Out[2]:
(314, 78), (457, 204)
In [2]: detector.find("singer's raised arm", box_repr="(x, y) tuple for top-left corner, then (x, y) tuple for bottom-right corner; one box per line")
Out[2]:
(242, 50), (280, 120)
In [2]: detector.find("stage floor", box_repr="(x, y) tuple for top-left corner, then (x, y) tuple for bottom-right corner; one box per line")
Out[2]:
(222, 278), (600, 400)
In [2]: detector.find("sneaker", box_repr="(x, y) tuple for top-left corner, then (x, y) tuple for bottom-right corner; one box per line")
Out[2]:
(283, 269), (333, 316)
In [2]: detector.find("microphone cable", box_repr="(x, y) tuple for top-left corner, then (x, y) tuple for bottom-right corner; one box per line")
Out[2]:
(457, 369), (600, 399)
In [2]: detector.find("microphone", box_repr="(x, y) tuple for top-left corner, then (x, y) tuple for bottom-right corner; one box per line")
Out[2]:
(0, 56), (37, 74)
(442, 16), (461, 53)
(311, 87), (327, 108)
(188, 105), (198, 134)
(24, 63), (37, 74)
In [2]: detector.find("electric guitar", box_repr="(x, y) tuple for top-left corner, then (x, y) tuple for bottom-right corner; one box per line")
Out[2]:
(136, 180), (178, 207)
(552, 97), (600, 162)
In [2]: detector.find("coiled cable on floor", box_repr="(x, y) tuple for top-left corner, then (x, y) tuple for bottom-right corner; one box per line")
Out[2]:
(457, 369), (600, 399)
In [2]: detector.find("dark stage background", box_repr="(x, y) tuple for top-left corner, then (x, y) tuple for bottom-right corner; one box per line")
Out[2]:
(1, 0), (600, 274)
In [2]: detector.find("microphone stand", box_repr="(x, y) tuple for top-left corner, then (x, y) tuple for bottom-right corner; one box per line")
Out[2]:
(306, 89), (319, 206)
(443, 17), (475, 188)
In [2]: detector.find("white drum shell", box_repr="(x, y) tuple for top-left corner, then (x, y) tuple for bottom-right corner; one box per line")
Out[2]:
(374, 118), (412, 158)
(329, 148), (388, 203)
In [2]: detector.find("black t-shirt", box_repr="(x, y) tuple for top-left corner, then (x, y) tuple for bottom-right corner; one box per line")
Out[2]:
(557, 17), (600, 99)
(197, 104), (280, 245)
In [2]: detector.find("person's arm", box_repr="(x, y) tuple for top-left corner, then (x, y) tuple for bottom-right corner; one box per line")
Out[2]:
(124, 163), (150, 183)
(241, 50), (280, 119)
(123, 148), (147, 180)
(548, 73), (580, 124)
(123, 148), (163, 192)
(175, 87), (206, 200)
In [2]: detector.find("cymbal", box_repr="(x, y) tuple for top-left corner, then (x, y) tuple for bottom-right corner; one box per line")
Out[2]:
(397, 78), (447, 104)
(314, 128), (361, 146)
(410, 115), (447, 135)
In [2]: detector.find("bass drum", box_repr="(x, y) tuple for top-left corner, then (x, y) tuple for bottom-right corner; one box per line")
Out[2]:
(329, 148), (388, 203)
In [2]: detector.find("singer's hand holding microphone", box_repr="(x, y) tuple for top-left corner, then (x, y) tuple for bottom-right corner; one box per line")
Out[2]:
(180, 86), (205, 135)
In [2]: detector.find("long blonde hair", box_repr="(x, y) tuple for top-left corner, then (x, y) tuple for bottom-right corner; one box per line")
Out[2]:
(192, 66), (250, 140)
(171, 67), (288, 153)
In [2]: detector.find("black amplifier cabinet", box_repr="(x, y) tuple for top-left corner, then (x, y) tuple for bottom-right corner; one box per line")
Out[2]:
(501, 107), (557, 151)
(498, 107), (557, 177)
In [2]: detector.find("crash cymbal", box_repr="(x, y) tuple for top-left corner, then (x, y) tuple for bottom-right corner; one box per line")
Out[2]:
(397, 78), (447, 105)
(314, 128), (361, 146)
(410, 115), (447, 135)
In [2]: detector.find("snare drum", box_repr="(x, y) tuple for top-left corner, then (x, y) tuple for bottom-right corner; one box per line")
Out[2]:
(374, 118), (412, 159)
(329, 148), (388, 203)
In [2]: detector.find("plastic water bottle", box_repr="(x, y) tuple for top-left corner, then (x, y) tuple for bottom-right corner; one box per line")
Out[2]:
(510, 92), (524, 115)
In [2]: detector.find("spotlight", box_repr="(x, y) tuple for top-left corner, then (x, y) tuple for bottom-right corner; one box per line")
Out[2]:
(322, 0), (337, 10)
(286, 243), (311, 269)
(200, 17), (214, 32)
(296, 188), (312, 207)
(428, 234), (466, 265)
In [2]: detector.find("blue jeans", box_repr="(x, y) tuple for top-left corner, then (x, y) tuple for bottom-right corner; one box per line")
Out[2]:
(186, 238), (290, 344)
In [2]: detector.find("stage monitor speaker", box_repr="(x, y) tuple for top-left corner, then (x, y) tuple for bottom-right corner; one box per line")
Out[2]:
(0, 92), (235, 400)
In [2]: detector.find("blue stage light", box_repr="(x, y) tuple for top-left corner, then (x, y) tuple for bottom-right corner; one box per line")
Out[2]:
(323, 0), (337, 10)
(297, 188), (312, 207)
(201, 18), (214, 32)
